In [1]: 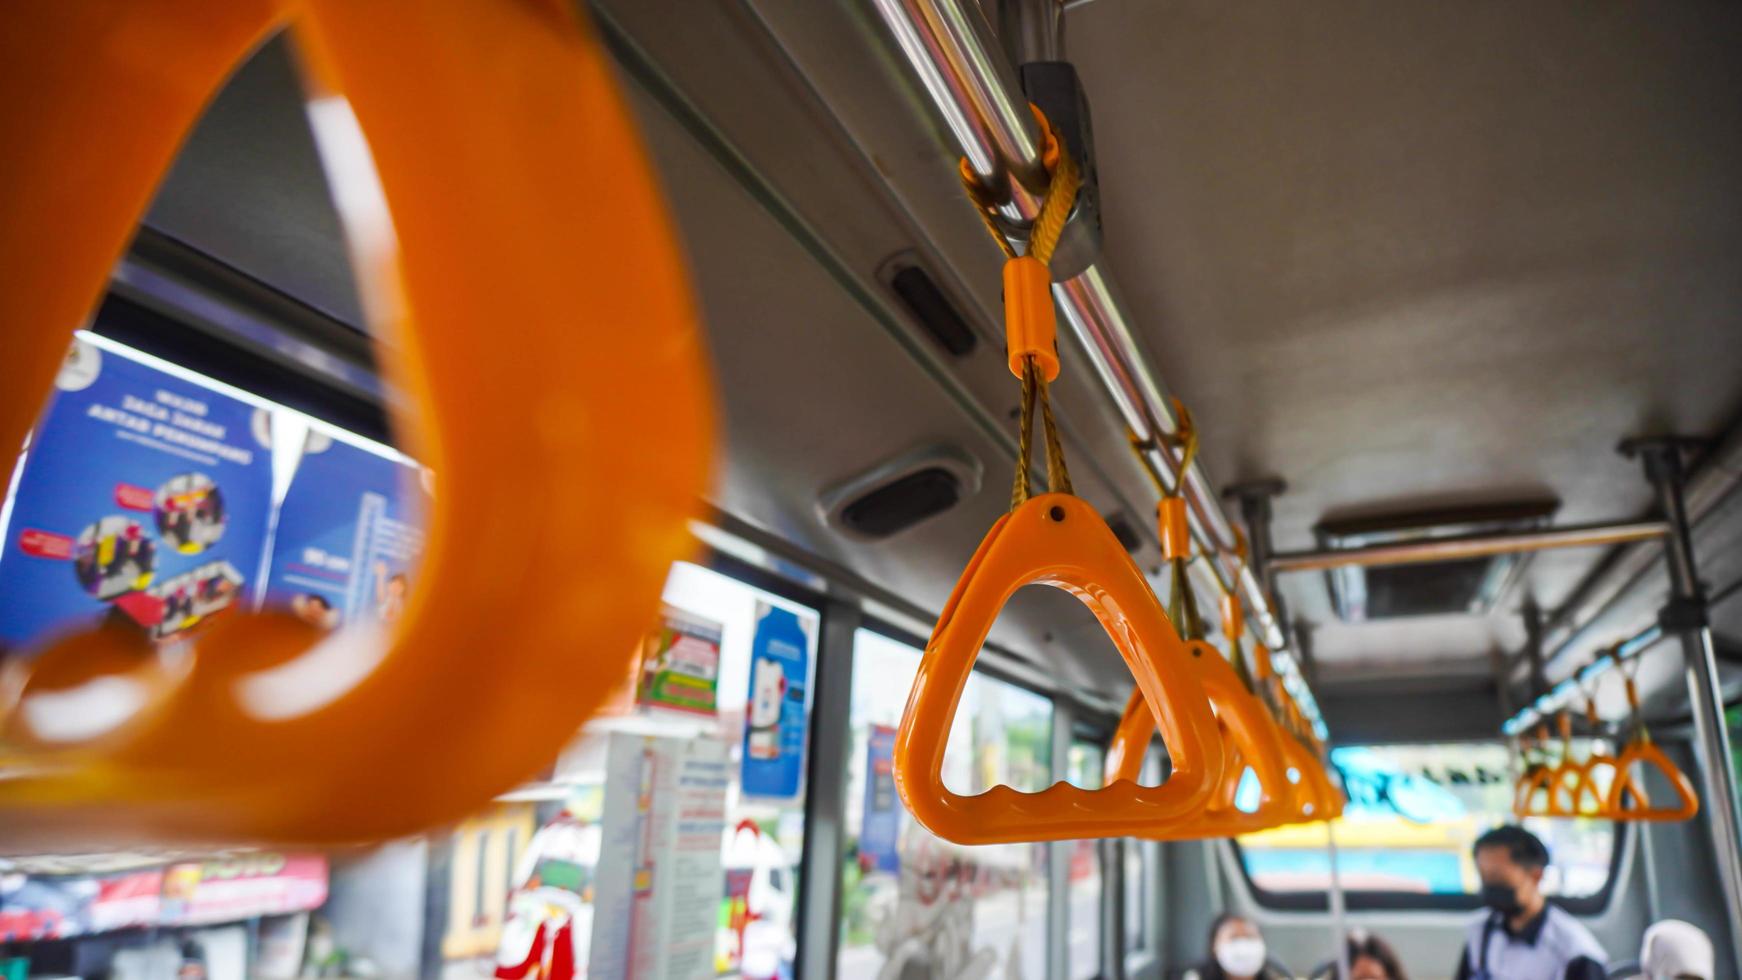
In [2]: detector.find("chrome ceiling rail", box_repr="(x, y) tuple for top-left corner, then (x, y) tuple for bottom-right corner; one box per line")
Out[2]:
(1500, 622), (1663, 737)
(1270, 519), (1669, 574)
(866, 0), (1326, 733)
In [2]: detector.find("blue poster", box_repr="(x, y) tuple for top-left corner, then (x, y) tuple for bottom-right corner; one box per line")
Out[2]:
(260, 432), (425, 632)
(860, 724), (900, 873)
(740, 602), (811, 800)
(0, 337), (274, 652)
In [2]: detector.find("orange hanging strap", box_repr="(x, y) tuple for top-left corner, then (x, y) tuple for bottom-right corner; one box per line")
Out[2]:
(991, 106), (1079, 511)
(902, 116), (1219, 845)
(1605, 648), (1699, 821)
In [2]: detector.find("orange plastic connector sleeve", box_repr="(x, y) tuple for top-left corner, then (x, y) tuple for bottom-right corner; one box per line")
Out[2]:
(0, 0), (713, 849)
(1004, 256), (1059, 382)
(1159, 496), (1192, 561)
(1220, 592), (1243, 643)
(896, 493), (1223, 844)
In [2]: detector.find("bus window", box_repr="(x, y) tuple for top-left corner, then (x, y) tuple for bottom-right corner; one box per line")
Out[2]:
(426, 561), (820, 980)
(1065, 742), (1106, 980)
(656, 562), (819, 979)
(1234, 741), (1618, 909)
(838, 628), (1053, 980)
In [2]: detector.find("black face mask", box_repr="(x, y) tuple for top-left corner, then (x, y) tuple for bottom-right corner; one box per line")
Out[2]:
(1481, 882), (1522, 916)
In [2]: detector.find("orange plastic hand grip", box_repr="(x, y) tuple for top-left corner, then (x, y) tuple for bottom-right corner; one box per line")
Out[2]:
(1580, 753), (1620, 816)
(1514, 764), (1557, 818)
(1607, 741), (1700, 822)
(1107, 640), (1294, 838)
(1003, 256), (1059, 381)
(1545, 759), (1596, 817)
(1278, 734), (1336, 821)
(0, 0), (713, 849)
(895, 493), (1223, 843)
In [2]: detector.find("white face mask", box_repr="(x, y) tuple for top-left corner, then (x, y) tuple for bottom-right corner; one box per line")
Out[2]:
(1215, 937), (1268, 977)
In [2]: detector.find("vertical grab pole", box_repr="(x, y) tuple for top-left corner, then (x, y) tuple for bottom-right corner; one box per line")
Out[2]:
(1228, 481), (1348, 976)
(1638, 822), (1663, 924)
(1326, 820), (1351, 980)
(1627, 438), (1742, 977)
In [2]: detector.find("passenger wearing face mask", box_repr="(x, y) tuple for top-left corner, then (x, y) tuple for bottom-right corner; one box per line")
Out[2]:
(1184, 913), (1290, 980)
(1453, 825), (1607, 980)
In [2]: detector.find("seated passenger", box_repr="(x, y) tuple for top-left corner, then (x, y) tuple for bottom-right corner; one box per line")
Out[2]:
(1309, 929), (1409, 980)
(1185, 913), (1290, 980)
(1454, 825), (1607, 980)
(1637, 919), (1713, 980)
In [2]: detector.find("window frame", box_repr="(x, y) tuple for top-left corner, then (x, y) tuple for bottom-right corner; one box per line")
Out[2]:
(1227, 739), (1629, 914)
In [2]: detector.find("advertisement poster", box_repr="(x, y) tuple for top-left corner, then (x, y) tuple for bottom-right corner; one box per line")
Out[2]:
(0, 855), (324, 941)
(859, 725), (901, 874)
(740, 603), (811, 800)
(260, 431), (425, 632)
(635, 604), (723, 716)
(589, 732), (728, 980)
(0, 337), (273, 652)
(158, 854), (329, 927)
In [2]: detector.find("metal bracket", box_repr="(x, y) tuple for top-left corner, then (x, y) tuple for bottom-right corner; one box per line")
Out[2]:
(1618, 435), (1706, 483)
(1008, 61), (1103, 280)
(1658, 594), (1710, 633)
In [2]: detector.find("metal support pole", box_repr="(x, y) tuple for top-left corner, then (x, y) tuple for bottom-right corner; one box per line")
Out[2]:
(1104, 839), (1127, 980)
(1049, 700), (1074, 980)
(1523, 599), (1548, 701)
(1268, 520), (1668, 574)
(1629, 438), (1742, 977)
(1325, 822), (1351, 980)
(796, 597), (862, 980)
(1637, 822), (1663, 926)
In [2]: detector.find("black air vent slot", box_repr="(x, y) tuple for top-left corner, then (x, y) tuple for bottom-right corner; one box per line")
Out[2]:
(817, 445), (983, 542)
(840, 467), (963, 539)
(889, 263), (976, 357)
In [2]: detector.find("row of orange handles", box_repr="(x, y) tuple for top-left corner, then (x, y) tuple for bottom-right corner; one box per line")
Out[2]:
(892, 111), (1342, 845)
(1512, 651), (1698, 822)
(0, 0), (714, 850)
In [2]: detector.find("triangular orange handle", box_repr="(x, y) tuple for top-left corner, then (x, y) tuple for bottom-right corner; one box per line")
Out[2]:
(1546, 758), (1594, 817)
(1607, 741), (1700, 822)
(0, 0), (712, 849)
(1107, 640), (1294, 837)
(1514, 764), (1557, 818)
(896, 493), (1224, 843)
(1581, 753), (1620, 816)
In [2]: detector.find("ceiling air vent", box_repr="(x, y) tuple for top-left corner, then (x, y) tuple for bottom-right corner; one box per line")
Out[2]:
(882, 255), (978, 358)
(1317, 502), (1557, 622)
(818, 445), (983, 541)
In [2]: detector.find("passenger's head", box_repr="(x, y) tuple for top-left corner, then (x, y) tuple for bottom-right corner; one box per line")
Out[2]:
(1208, 913), (1267, 979)
(1345, 929), (1407, 980)
(1472, 824), (1549, 917)
(1640, 919), (1714, 980)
